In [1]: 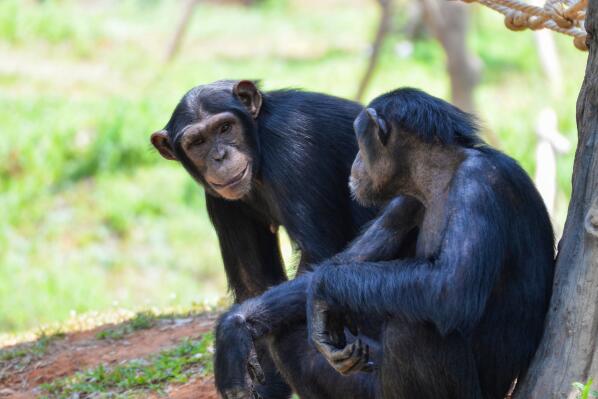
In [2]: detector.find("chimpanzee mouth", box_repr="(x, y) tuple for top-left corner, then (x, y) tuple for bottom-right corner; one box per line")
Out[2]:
(209, 163), (250, 189)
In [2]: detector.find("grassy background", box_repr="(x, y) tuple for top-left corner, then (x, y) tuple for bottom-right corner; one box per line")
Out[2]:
(0, 0), (587, 334)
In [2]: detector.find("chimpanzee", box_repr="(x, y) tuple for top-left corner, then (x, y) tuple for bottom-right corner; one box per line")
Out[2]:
(150, 80), (378, 398)
(307, 88), (556, 398)
(213, 88), (555, 399)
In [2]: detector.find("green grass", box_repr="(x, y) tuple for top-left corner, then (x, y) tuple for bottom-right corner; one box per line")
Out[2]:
(573, 379), (598, 399)
(95, 311), (156, 340)
(40, 333), (214, 398)
(0, 0), (587, 333)
(0, 330), (64, 361)
(0, 329), (66, 377)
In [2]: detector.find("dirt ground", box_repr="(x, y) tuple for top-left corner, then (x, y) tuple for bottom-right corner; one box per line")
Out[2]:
(0, 314), (219, 399)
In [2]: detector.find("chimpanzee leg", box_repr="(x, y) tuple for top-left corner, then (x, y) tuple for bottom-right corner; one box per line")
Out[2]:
(380, 320), (483, 399)
(267, 325), (378, 399)
(217, 275), (379, 399)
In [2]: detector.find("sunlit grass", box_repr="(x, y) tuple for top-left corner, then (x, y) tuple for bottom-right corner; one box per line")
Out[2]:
(40, 333), (214, 398)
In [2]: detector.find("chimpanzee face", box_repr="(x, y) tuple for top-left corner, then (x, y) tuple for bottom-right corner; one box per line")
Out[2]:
(151, 80), (261, 200)
(350, 107), (405, 206)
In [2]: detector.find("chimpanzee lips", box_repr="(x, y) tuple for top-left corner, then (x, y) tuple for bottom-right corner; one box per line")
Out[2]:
(209, 163), (250, 189)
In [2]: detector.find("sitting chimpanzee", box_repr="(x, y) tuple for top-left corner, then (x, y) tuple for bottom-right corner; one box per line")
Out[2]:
(150, 80), (378, 398)
(214, 88), (555, 399)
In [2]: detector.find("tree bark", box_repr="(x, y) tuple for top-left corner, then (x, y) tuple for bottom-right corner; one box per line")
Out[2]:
(514, 1), (598, 397)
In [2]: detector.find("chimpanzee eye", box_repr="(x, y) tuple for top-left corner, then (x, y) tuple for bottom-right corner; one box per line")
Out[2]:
(220, 122), (231, 134)
(192, 136), (205, 146)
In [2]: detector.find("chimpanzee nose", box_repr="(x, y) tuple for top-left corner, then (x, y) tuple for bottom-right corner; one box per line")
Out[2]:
(213, 147), (228, 162)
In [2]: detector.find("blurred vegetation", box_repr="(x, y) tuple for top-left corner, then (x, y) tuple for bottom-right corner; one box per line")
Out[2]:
(0, 0), (586, 333)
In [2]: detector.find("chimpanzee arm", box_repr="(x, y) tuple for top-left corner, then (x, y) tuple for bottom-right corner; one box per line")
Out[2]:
(214, 196), (422, 396)
(309, 181), (505, 337)
(215, 273), (382, 397)
(214, 276), (309, 396)
(334, 196), (423, 263)
(206, 194), (288, 302)
(217, 275), (309, 341)
(217, 195), (422, 341)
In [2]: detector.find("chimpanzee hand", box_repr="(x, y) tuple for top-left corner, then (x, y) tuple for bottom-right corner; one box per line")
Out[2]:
(309, 298), (375, 375)
(214, 312), (265, 399)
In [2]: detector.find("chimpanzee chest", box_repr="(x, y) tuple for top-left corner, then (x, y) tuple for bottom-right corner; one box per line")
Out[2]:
(415, 203), (448, 258)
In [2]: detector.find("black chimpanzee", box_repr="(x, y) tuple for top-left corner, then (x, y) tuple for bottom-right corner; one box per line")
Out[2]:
(307, 88), (556, 398)
(150, 80), (378, 398)
(214, 88), (555, 399)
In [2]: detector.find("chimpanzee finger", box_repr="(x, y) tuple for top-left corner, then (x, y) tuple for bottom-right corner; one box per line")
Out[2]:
(335, 339), (374, 375)
(344, 341), (370, 374)
(313, 335), (335, 355)
(328, 341), (356, 362)
(247, 348), (265, 384)
(361, 361), (377, 373)
(335, 341), (363, 374)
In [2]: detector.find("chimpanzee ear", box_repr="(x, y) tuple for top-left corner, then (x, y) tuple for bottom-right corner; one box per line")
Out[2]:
(364, 108), (389, 146)
(150, 130), (177, 161)
(233, 80), (262, 119)
(377, 117), (390, 146)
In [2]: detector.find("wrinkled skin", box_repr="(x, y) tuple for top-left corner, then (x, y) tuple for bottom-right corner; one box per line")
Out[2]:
(151, 81), (259, 200)
(308, 299), (375, 375)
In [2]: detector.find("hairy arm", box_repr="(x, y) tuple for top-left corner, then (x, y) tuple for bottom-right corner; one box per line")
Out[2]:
(310, 181), (506, 337)
(214, 276), (309, 397)
(219, 195), (423, 339)
(214, 195), (423, 394)
(206, 195), (287, 302)
(335, 196), (423, 263)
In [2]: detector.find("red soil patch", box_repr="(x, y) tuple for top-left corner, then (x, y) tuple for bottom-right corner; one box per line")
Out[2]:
(149, 376), (218, 399)
(0, 314), (218, 399)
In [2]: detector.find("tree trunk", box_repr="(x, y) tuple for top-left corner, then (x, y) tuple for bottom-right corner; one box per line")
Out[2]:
(164, 0), (200, 62)
(355, 0), (393, 102)
(514, 1), (598, 397)
(421, 0), (481, 113)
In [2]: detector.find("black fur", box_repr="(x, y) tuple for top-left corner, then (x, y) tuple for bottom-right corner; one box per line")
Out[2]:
(161, 82), (377, 398)
(163, 83), (375, 301)
(308, 88), (556, 399)
(214, 88), (555, 399)
(369, 87), (481, 147)
(214, 198), (421, 398)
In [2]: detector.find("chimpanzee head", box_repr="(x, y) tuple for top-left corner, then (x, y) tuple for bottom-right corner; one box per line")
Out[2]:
(349, 106), (407, 207)
(151, 80), (263, 200)
(350, 88), (481, 206)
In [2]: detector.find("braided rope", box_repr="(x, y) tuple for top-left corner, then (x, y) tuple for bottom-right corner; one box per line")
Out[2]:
(460, 0), (588, 50)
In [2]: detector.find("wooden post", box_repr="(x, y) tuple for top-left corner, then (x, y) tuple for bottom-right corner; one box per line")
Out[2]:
(514, 0), (598, 396)
(164, 0), (200, 62)
(420, 0), (481, 113)
(355, 0), (393, 102)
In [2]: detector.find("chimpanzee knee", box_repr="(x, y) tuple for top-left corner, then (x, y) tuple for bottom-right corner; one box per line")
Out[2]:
(380, 320), (483, 399)
(268, 326), (377, 399)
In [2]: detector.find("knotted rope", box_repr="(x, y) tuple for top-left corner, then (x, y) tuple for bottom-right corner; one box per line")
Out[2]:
(460, 0), (588, 50)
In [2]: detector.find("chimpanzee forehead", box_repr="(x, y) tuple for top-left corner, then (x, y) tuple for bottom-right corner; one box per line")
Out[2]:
(185, 80), (237, 113)
(167, 80), (239, 136)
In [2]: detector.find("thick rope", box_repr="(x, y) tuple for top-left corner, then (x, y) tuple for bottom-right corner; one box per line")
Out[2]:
(460, 0), (588, 50)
